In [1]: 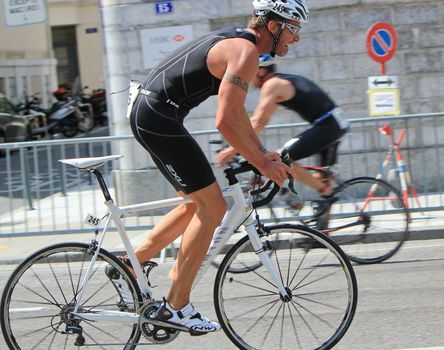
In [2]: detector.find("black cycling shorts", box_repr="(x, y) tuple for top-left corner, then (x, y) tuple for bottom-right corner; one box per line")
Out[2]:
(129, 94), (216, 194)
(282, 114), (348, 166)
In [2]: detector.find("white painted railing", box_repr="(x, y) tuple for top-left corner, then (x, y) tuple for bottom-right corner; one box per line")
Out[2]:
(0, 59), (58, 107)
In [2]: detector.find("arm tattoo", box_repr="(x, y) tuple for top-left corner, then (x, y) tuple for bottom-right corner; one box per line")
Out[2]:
(224, 72), (249, 92)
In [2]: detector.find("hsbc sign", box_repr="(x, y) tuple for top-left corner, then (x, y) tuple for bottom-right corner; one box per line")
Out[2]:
(149, 33), (186, 44)
(140, 25), (194, 69)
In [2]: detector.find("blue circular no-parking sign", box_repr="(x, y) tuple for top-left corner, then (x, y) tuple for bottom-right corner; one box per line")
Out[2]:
(366, 22), (398, 74)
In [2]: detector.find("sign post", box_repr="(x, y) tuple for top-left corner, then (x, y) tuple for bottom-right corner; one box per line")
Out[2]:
(366, 22), (400, 116)
(366, 22), (397, 75)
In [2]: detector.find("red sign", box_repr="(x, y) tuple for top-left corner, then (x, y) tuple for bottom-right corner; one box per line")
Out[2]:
(366, 22), (397, 75)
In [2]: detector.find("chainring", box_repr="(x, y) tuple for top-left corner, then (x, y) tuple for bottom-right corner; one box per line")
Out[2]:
(139, 301), (180, 344)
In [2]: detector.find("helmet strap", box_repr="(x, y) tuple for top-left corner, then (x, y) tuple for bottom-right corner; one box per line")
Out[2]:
(260, 16), (286, 57)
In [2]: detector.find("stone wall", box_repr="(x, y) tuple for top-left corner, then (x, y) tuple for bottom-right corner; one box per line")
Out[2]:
(101, 0), (444, 135)
(100, 0), (444, 204)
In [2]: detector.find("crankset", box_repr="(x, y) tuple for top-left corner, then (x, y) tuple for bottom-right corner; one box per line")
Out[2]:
(139, 301), (180, 344)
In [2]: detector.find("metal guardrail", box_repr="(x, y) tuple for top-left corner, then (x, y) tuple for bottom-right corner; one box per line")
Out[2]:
(1, 113), (444, 237)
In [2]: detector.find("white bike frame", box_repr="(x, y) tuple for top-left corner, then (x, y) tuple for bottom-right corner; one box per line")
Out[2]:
(67, 158), (288, 325)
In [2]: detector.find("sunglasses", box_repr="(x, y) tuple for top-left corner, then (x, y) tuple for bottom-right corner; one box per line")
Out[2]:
(279, 22), (301, 36)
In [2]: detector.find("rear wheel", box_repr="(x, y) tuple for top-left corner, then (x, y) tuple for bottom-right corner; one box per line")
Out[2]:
(61, 118), (78, 137)
(326, 177), (409, 264)
(214, 224), (358, 350)
(1, 242), (142, 349)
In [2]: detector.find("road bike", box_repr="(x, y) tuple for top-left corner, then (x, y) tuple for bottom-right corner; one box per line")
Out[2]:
(1, 155), (358, 350)
(274, 166), (410, 264)
(211, 140), (409, 265)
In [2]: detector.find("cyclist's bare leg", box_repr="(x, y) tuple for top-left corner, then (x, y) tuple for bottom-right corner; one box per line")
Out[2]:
(167, 181), (226, 309)
(288, 162), (333, 196)
(134, 199), (197, 265)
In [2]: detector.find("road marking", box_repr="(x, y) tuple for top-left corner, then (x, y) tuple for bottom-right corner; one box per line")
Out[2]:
(394, 347), (444, 350)
(0, 244), (9, 250)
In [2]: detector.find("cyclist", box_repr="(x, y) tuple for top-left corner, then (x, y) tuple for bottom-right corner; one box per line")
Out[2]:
(216, 54), (349, 199)
(108, 0), (309, 336)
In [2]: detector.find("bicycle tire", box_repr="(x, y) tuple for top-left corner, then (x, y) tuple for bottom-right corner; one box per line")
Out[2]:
(1, 242), (142, 350)
(325, 177), (409, 264)
(78, 112), (95, 132)
(214, 223), (358, 350)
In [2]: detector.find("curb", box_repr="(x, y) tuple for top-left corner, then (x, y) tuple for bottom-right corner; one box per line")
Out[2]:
(1, 228), (442, 266)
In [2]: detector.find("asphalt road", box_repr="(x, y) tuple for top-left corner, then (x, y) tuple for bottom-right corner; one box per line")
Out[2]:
(0, 238), (443, 350)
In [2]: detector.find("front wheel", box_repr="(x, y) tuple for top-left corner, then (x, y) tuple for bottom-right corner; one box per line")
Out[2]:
(326, 177), (409, 264)
(78, 111), (95, 132)
(214, 224), (358, 350)
(0, 242), (142, 350)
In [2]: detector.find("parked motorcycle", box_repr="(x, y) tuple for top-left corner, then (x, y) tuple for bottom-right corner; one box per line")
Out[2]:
(19, 92), (94, 138)
(55, 86), (107, 126)
(53, 88), (95, 133)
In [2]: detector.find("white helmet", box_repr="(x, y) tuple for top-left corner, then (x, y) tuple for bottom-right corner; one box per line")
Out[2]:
(253, 0), (309, 23)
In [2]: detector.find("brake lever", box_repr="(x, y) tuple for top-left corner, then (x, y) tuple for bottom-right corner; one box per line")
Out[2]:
(287, 174), (298, 195)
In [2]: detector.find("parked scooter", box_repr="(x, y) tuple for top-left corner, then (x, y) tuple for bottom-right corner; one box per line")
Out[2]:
(55, 86), (106, 126)
(19, 94), (80, 138)
(52, 88), (95, 133)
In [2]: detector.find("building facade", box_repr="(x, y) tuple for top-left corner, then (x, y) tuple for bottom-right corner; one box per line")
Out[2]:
(0, 0), (104, 106)
(1, 0), (443, 122)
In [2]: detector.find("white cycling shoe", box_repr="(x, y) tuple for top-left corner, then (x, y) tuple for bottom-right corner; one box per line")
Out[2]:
(150, 298), (221, 335)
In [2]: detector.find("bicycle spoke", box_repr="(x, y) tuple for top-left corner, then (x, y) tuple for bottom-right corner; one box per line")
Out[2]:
(328, 178), (408, 263)
(291, 298), (335, 330)
(291, 253), (329, 291)
(288, 244), (309, 286)
(29, 327), (56, 350)
(289, 299), (321, 342)
(222, 292), (276, 301)
(243, 298), (281, 335)
(279, 304), (285, 349)
(286, 239), (295, 285)
(83, 319), (123, 343)
(226, 276), (278, 295)
(295, 293), (345, 312)
(22, 322), (58, 338)
(48, 328), (58, 349)
(80, 276), (113, 308)
(260, 302), (284, 347)
(49, 261), (69, 305)
(293, 267), (341, 292)
(287, 303), (303, 349)
(17, 281), (61, 309)
(229, 297), (279, 322)
(2, 244), (141, 350)
(215, 227), (357, 350)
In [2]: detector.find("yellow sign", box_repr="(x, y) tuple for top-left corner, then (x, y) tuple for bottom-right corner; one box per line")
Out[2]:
(368, 88), (400, 116)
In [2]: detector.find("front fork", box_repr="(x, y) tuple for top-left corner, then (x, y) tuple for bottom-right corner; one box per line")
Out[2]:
(244, 218), (289, 299)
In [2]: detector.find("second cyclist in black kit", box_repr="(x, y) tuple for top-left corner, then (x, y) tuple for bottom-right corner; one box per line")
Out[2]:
(112, 0), (310, 336)
(217, 55), (349, 198)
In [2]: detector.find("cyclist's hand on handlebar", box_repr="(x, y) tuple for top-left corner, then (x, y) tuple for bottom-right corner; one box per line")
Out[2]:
(258, 155), (290, 187)
(215, 147), (236, 167)
(264, 151), (281, 162)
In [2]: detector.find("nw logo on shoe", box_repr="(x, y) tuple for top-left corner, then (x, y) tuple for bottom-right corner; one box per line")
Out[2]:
(191, 325), (217, 332)
(165, 164), (187, 187)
